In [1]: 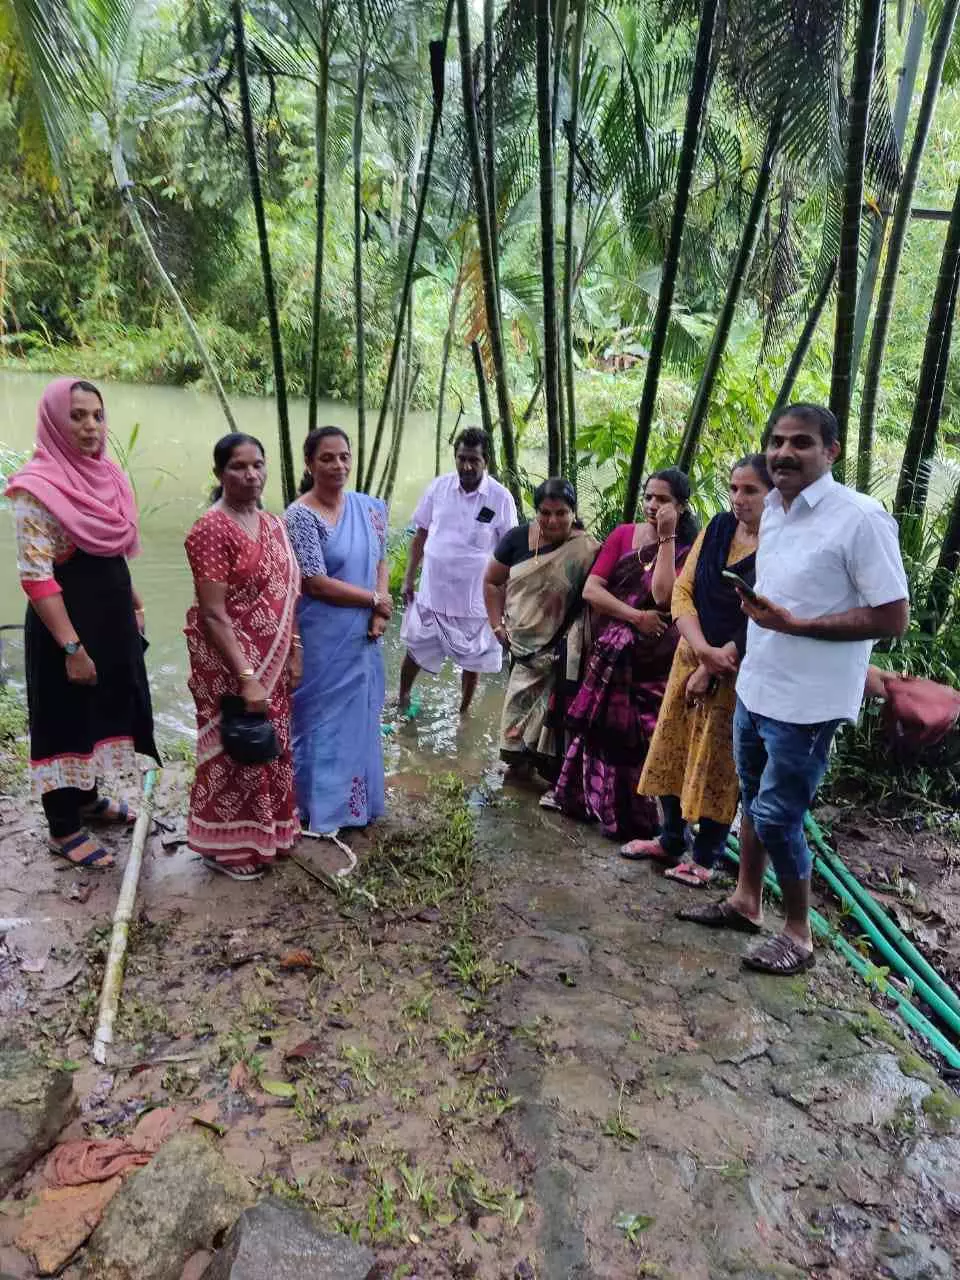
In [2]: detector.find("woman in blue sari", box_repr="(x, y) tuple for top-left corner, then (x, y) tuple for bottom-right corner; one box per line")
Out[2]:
(284, 427), (391, 833)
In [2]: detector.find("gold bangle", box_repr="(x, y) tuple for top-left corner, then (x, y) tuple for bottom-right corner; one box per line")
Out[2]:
(238, 668), (256, 680)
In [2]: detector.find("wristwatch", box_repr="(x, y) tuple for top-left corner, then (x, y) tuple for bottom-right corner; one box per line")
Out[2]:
(63, 641), (82, 656)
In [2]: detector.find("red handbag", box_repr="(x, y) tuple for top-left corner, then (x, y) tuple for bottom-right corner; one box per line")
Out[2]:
(882, 675), (960, 754)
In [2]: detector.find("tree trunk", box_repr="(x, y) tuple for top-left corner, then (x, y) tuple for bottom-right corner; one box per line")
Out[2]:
(435, 262), (464, 476)
(858, 0), (960, 492)
(353, 0), (368, 488)
(535, 0), (562, 475)
(562, 0), (586, 485)
(471, 338), (495, 449)
(308, 3), (331, 434)
(110, 143), (238, 435)
(231, 0), (294, 505)
(851, 1), (926, 377)
(482, 0), (500, 300)
(829, 0), (884, 467)
(364, 8), (454, 491)
(768, 260), (837, 424)
(678, 117), (780, 473)
(926, 473), (960, 630)
(456, 0), (521, 508)
(895, 176), (960, 523)
(622, 0), (720, 520)
(552, 0), (569, 134)
(379, 293), (415, 498)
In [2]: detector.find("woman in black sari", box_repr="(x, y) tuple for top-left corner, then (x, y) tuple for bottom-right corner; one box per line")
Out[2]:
(6, 377), (158, 869)
(633, 455), (771, 885)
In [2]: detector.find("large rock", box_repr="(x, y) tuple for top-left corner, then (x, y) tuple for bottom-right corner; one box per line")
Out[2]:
(204, 1198), (376, 1280)
(0, 1043), (76, 1195)
(82, 1132), (253, 1280)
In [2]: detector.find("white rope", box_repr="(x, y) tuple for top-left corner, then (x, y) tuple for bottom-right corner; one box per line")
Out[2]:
(299, 827), (357, 877)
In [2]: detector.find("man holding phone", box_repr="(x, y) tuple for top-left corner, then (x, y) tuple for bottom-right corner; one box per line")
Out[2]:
(399, 428), (517, 714)
(681, 403), (908, 976)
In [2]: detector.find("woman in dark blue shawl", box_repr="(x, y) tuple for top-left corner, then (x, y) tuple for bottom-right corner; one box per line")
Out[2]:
(633, 456), (771, 885)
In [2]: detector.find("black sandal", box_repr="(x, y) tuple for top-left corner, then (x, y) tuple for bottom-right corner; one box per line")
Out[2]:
(80, 797), (136, 826)
(48, 832), (115, 869)
(742, 934), (815, 976)
(676, 900), (762, 934)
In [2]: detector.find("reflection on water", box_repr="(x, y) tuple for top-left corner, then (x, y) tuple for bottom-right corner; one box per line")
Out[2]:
(0, 371), (508, 778)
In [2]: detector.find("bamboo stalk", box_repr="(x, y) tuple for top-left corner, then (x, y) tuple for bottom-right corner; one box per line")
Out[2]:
(93, 769), (158, 1064)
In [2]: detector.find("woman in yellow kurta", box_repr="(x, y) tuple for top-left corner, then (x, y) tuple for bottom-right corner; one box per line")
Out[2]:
(633, 455), (771, 886)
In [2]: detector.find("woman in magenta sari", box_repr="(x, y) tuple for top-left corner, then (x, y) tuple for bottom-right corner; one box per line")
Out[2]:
(549, 468), (697, 840)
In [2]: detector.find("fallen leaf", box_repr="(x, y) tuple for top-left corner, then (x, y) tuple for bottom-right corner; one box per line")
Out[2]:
(279, 948), (314, 969)
(228, 1061), (252, 1092)
(260, 1079), (297, 1099)
(284, 1039), (323, 1061)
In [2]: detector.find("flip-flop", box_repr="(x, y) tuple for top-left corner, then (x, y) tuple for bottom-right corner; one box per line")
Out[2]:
(48, 832), (114, 869)
(664, 860), (714, 888)
(619, 839), (676, 863)
(676, 900), (762, 934)
(80, 798), (136, 826)
(742, 933), (815, 976)
(200, 857), (264, 882)
(539, 790), (561, 811)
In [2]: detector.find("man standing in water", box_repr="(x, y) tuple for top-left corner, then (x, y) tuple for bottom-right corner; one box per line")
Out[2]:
(399, 428), (517, 714)
(681, 403), (908, 976)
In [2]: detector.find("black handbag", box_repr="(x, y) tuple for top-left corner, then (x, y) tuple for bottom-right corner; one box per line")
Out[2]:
(220, 695), (280, 766)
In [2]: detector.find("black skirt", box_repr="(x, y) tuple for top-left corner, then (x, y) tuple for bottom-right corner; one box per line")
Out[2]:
(25, 550), (160, 785)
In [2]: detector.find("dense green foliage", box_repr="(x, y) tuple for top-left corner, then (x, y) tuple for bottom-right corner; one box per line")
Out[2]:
(2, 0), (960, 680)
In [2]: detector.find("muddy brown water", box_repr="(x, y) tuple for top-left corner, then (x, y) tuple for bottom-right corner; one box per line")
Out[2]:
(0, 370), (509, 774)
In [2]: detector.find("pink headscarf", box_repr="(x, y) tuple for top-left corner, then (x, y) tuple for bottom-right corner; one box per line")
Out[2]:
(5, 376), (140, 559)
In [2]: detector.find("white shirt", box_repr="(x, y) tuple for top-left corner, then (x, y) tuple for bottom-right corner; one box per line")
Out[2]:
(736, 472), (908, 725)
(411, 471), (517, 618)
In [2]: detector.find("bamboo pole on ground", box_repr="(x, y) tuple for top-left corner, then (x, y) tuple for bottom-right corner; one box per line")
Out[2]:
(93, 769), (159, 1064)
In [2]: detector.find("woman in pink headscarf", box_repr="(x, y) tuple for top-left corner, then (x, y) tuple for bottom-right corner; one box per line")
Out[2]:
(5, 377), (159, 868)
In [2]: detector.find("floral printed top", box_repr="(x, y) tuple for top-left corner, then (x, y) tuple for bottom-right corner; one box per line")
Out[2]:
(12, 491), (75, 600)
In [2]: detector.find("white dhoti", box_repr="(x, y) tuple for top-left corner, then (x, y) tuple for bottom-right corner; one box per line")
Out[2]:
(401, 599), (503, 674)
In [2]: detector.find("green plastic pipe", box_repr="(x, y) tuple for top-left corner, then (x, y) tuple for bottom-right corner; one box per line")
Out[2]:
(812, 850), (960, 1036)
(804, 811), (960, 1023)
(723, 835), (960, 1069)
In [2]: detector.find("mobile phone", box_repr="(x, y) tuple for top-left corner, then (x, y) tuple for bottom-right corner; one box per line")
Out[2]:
(721, 570), (759, 603)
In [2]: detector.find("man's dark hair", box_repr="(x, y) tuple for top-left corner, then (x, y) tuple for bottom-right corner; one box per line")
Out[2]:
(454, 427), (488, 459)
(764, 403), (839, 449)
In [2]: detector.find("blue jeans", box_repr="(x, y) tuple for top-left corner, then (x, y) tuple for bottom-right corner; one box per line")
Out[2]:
(733, 698), (840, 882)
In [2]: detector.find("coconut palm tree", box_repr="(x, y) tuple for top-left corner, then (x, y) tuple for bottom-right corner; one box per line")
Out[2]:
(6, 0), (238, 433)
(857, 0), (960, 492)
(894, 175), (960, 525)
(363, 7), (455, 493)
(622, 0), (721, 522)
(455, 0), (521, 507)
(677, 116), (780, 473)
(232, 0), (295, 505)
(535, 0), (562, 473)
(828, 0), (884, 466)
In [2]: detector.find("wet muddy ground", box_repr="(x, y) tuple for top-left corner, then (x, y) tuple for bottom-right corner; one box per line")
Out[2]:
(1, 761), (960, 1279)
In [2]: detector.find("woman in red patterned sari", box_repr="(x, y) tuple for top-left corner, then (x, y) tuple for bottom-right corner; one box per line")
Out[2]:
(184, 434), (301, 879)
